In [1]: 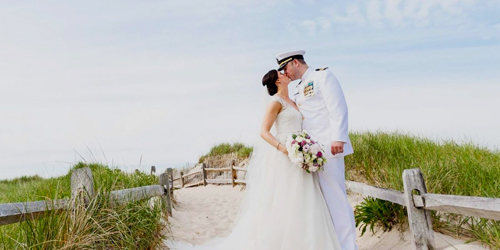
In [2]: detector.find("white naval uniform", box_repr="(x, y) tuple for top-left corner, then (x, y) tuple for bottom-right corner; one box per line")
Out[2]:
(294, 67), (358, 250)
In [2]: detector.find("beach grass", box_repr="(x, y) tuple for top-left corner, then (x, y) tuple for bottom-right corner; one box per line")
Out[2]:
(2, 132), (499, 248)
(0, 162), (167, 249)
(198, 142), (253, 164)
(346, 131), (500, 248)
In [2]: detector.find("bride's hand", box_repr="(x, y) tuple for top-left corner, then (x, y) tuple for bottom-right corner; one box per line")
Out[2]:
(278, 144), (288, 155)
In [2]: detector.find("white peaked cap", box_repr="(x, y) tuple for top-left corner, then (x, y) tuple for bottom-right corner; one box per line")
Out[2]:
(276, 50), (306, 70)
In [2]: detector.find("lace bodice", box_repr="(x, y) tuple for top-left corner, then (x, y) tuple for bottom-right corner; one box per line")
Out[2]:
(271, 95), (303, 143)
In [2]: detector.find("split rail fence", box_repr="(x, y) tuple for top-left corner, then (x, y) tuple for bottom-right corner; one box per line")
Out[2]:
(345, 168), (500, 250)
(2, 165), (499, 250)
(172, 162), (246, 189)
(0, 167), (175, 226)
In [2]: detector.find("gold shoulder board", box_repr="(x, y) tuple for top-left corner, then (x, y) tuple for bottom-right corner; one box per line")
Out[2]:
(315, 67), (329, 71)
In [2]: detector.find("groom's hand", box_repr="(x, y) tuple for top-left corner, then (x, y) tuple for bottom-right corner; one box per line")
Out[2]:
(331, 141), (345, 155)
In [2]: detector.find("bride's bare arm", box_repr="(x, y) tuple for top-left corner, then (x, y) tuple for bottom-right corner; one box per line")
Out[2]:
(260, 101), (288, 154)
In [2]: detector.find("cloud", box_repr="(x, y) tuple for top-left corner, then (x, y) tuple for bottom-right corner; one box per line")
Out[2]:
(346, 5), (367, 26)
(317, 17), (332, 32)
(314, 0), (483, 30)
(331, 4), (366, 26)
(367, 0), (384, 27)
(385, 0), (403, 26)
(293, 4), (366, 35)
(300, 20), (317, 35)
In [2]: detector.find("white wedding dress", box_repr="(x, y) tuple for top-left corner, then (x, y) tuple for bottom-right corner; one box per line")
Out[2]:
(168, 95), (341, 250)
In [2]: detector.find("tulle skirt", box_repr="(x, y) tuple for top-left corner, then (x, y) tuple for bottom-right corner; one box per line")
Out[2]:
(167, 135), (341, 250)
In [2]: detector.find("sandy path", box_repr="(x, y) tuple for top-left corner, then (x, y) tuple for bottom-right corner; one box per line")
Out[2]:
(165, 185), (245, 246)
(165, 185), (488, 250)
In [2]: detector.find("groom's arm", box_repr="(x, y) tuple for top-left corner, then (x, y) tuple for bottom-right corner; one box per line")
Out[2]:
(317, 70), (349, 154)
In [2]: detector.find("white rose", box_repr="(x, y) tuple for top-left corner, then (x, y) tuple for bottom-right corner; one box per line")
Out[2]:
(305, 154), (311, 161)
(309, 166), (318, 172)
(296, 155), (304, 165)
(309, 144), (320, 155)
(289, 154), (300, 166)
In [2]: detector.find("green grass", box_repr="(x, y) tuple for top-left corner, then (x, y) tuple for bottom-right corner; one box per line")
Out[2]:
(355, 197), (407, 236)
(0, 162), (167, 249)
(346, 131), (500, 248)
(198, 142), (253, 164)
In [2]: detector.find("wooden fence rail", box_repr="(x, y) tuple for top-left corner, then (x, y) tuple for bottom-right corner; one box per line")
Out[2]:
(0, 167), (175, 226)
(172, 162), (247, 189)
(0, 199), (68, 226)
(346, 168), (500, 250)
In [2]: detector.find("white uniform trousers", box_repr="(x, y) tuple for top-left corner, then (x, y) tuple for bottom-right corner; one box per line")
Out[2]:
(318, 157), (358, 250)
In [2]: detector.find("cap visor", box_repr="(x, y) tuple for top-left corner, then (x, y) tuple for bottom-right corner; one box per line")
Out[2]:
(277, 62), (287, 71)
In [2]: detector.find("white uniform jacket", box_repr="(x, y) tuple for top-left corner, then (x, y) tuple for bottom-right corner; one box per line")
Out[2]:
(294, 67), (354, 158)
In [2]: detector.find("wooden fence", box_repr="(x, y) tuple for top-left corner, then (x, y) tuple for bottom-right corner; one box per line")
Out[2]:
(172, 162), (247, 189)
(0, 167), (175, 226)
(4, 165), (498, 250)
(346, 168), (500, 250)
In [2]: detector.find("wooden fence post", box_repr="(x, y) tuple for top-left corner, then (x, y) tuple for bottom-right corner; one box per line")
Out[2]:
(202, 163), (207, 186)
(167, 168), (174, 197)
(151, 166), (156, 175)
(71, 167), (95, 205)
(160, 173), (172, 216)
(180, 172), (185, 188)
(403, 168), (435, 250)
(231, 160), (236, 187)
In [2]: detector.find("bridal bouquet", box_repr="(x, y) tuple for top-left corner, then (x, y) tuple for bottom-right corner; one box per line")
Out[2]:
(285, 131), (327, 173)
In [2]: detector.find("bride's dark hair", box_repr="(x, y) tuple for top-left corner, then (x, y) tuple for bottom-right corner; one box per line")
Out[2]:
(262, 70), (278, 96)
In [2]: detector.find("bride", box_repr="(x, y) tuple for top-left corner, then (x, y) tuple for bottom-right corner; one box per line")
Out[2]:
(168, 70), (342, 250)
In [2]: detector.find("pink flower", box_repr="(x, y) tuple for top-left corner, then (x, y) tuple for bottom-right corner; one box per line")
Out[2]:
(317, 151), (323, 158)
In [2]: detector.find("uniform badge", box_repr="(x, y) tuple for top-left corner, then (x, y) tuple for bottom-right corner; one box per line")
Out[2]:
(303, 81), (315, 98)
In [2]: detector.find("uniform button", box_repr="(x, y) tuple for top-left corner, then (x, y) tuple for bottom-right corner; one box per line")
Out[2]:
(298, 104), (301, 106)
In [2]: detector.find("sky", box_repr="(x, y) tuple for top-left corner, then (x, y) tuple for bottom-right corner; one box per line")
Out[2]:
(1, 0), (499, 180)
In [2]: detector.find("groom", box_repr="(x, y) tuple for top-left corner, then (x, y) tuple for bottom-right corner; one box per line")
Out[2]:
(277, 50), (358, 250)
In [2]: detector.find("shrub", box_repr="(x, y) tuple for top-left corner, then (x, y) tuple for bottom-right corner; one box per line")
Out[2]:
(354, 197), (407, 236)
